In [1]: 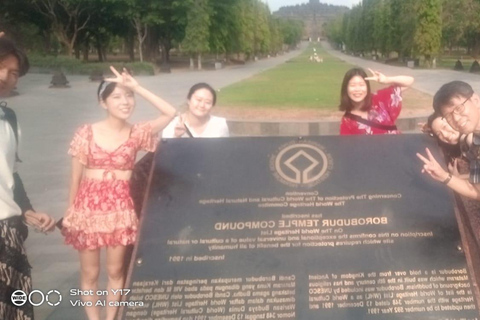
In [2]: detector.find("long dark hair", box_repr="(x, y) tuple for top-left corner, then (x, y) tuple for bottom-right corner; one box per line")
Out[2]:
(426, 112), (461, 161)
(339, 68), (372, 112)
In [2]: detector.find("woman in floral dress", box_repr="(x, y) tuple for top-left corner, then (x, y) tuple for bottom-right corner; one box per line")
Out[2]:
(339, 67), (414, 135)
(61, 66), (176, 320)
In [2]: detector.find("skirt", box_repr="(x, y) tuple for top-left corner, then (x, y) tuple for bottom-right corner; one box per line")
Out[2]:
(0, 216), (33, 320)
(62, 177), (138, 250)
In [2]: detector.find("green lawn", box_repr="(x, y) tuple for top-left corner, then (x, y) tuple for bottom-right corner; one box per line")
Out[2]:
(219, 44), (352, 110)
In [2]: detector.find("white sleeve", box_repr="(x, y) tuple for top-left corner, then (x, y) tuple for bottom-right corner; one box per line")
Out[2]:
(220, 118), (229, 137)
(161, 117), (178, 138)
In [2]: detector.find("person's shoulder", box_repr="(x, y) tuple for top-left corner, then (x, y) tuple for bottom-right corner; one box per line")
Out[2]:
(74, 123), (91, 135)
(210, 115), (227, 125)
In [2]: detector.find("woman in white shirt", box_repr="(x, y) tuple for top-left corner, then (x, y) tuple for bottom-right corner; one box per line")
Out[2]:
(162, 83), (229, 138)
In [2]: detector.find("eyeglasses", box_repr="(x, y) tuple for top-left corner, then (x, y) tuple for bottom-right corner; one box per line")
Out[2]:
(442, 94), (472, 124)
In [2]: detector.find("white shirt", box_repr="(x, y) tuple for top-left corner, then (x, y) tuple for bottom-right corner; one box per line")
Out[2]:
(162, 115), (229, 138)
(0, 118), (22, 219)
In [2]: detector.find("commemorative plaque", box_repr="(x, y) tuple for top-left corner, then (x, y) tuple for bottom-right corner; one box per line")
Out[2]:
(121, 135), (480, 320)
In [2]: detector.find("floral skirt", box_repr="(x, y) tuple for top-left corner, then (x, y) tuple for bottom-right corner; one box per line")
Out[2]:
(0, 216), (33, 320)
(62, 178), (138, 250)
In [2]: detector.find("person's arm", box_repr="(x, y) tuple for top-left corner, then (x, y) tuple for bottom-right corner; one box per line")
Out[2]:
(106, 66), (176, 134)
(14, 173), (56, 232)
(68, 157), (84, 207)
(132, 85), (177, 134)
(13, 172), (33, 213)
(417, 148), (480, 200)
(365, 68), (414, 91)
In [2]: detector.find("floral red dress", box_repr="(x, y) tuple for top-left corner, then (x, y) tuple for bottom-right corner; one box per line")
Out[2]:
(340, 86), (403, 135)
(62, 123), (158, 250)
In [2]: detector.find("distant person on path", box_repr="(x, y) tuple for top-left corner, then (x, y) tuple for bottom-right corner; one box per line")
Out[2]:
(61, 66), (176, 320)
(339, 68), (414, 135)
(162, 83), (229, 138)
(0, 35), (56, 320)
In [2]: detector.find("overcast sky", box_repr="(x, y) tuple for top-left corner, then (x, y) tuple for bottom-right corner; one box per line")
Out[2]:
(268, 0), (361, 12)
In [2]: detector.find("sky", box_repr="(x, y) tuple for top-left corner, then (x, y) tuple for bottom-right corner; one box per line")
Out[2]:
(267, 0), (361, 12)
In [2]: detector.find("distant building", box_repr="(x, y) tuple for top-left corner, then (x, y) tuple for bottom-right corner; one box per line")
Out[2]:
(274, 1), (349, 41)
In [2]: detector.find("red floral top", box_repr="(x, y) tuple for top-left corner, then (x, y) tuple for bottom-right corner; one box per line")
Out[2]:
(68, 122), (158, 170)
(340, 86), (402, 135)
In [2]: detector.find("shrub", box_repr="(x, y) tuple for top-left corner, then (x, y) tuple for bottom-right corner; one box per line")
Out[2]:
(28, 55), (155, 75)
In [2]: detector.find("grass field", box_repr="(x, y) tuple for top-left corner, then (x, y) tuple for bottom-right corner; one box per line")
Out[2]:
(216, 44), (432, 120)
(219, 44), (351, 110)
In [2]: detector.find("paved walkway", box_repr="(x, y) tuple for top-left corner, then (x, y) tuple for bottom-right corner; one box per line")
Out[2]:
(321, 41), (480, 97)
(9, 44), (307, 320)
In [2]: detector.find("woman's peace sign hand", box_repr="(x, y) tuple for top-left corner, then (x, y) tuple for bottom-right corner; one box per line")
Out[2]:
(365, 68), (387, 84)
(105, 66), (139, 90)
(416, 148), (449, 182)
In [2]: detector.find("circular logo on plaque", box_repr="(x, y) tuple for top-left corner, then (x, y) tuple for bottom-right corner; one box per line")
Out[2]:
(270, 141), (333, 187)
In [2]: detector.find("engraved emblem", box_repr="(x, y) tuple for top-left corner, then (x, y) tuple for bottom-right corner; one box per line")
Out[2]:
(270, 141), (333, 187)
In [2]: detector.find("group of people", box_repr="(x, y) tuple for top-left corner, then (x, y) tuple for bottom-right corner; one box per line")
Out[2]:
(0, 36), (228, 320)
(1, 33), (479, 320)
(337, 65), (480, 249)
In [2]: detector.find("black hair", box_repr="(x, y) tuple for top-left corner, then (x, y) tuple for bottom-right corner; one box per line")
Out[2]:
(433, 81), (474, 114)
(425, 112), (461, 160)
(97, 80), (118, 101)
(0, 37), (29, 77)
(339, 68), (372, 112)
(187, 83), (217, 106)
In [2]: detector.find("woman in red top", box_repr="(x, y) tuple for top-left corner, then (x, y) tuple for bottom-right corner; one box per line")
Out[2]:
(339, 68), (414, 135)
(62, 66), (176, 320)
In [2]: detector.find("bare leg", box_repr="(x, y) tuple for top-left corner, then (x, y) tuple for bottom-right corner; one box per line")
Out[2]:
(79, 249), (101, 320)
(106, 245), (128, 320)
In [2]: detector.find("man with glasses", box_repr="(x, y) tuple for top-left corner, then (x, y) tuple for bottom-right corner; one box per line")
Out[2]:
(417, 81), (480, 200)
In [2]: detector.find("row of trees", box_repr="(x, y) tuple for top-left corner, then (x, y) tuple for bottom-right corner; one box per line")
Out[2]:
(0, 0), (304, 69)
(326, 0), (480, 67)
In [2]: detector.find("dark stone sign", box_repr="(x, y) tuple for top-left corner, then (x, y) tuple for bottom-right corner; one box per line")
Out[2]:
(121, 135), (480, 320)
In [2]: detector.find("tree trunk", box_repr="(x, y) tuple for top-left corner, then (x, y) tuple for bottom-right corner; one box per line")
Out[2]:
(197, 53), (202, 70)
(127, 31), (135, 62)
(67, 42), (74, 57)
(83, 37), (89, 62)
(75, 46), (80, 59)
(160, 40), (172, 64)
(95, 35), (104, 62)
(190, 56), (194, 69)
(42, 31), (52, 55)
(145, 29), (159, 63)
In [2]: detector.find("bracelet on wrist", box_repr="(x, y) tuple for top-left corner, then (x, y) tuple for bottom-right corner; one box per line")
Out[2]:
(442, 173), (453, 185)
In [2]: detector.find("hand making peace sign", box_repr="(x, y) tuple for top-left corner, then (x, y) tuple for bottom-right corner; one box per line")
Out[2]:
(105, 66), (139, 90)
(364, 68), (388, 84)
(416, 148), (449, 182)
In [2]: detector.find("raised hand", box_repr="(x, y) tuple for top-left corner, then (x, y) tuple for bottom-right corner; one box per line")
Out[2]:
(174, 114), (187, 138)
(416, 148), (449, 182)
(0, 32), (4, 38)
(105, 66), (139, 90)
(365, 68), (387, 84)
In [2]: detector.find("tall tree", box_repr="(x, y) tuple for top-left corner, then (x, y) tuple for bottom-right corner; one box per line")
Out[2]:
(414, 0), (442, 67)
(182, 0), (210, 69)
(32, 0), (93, 56)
